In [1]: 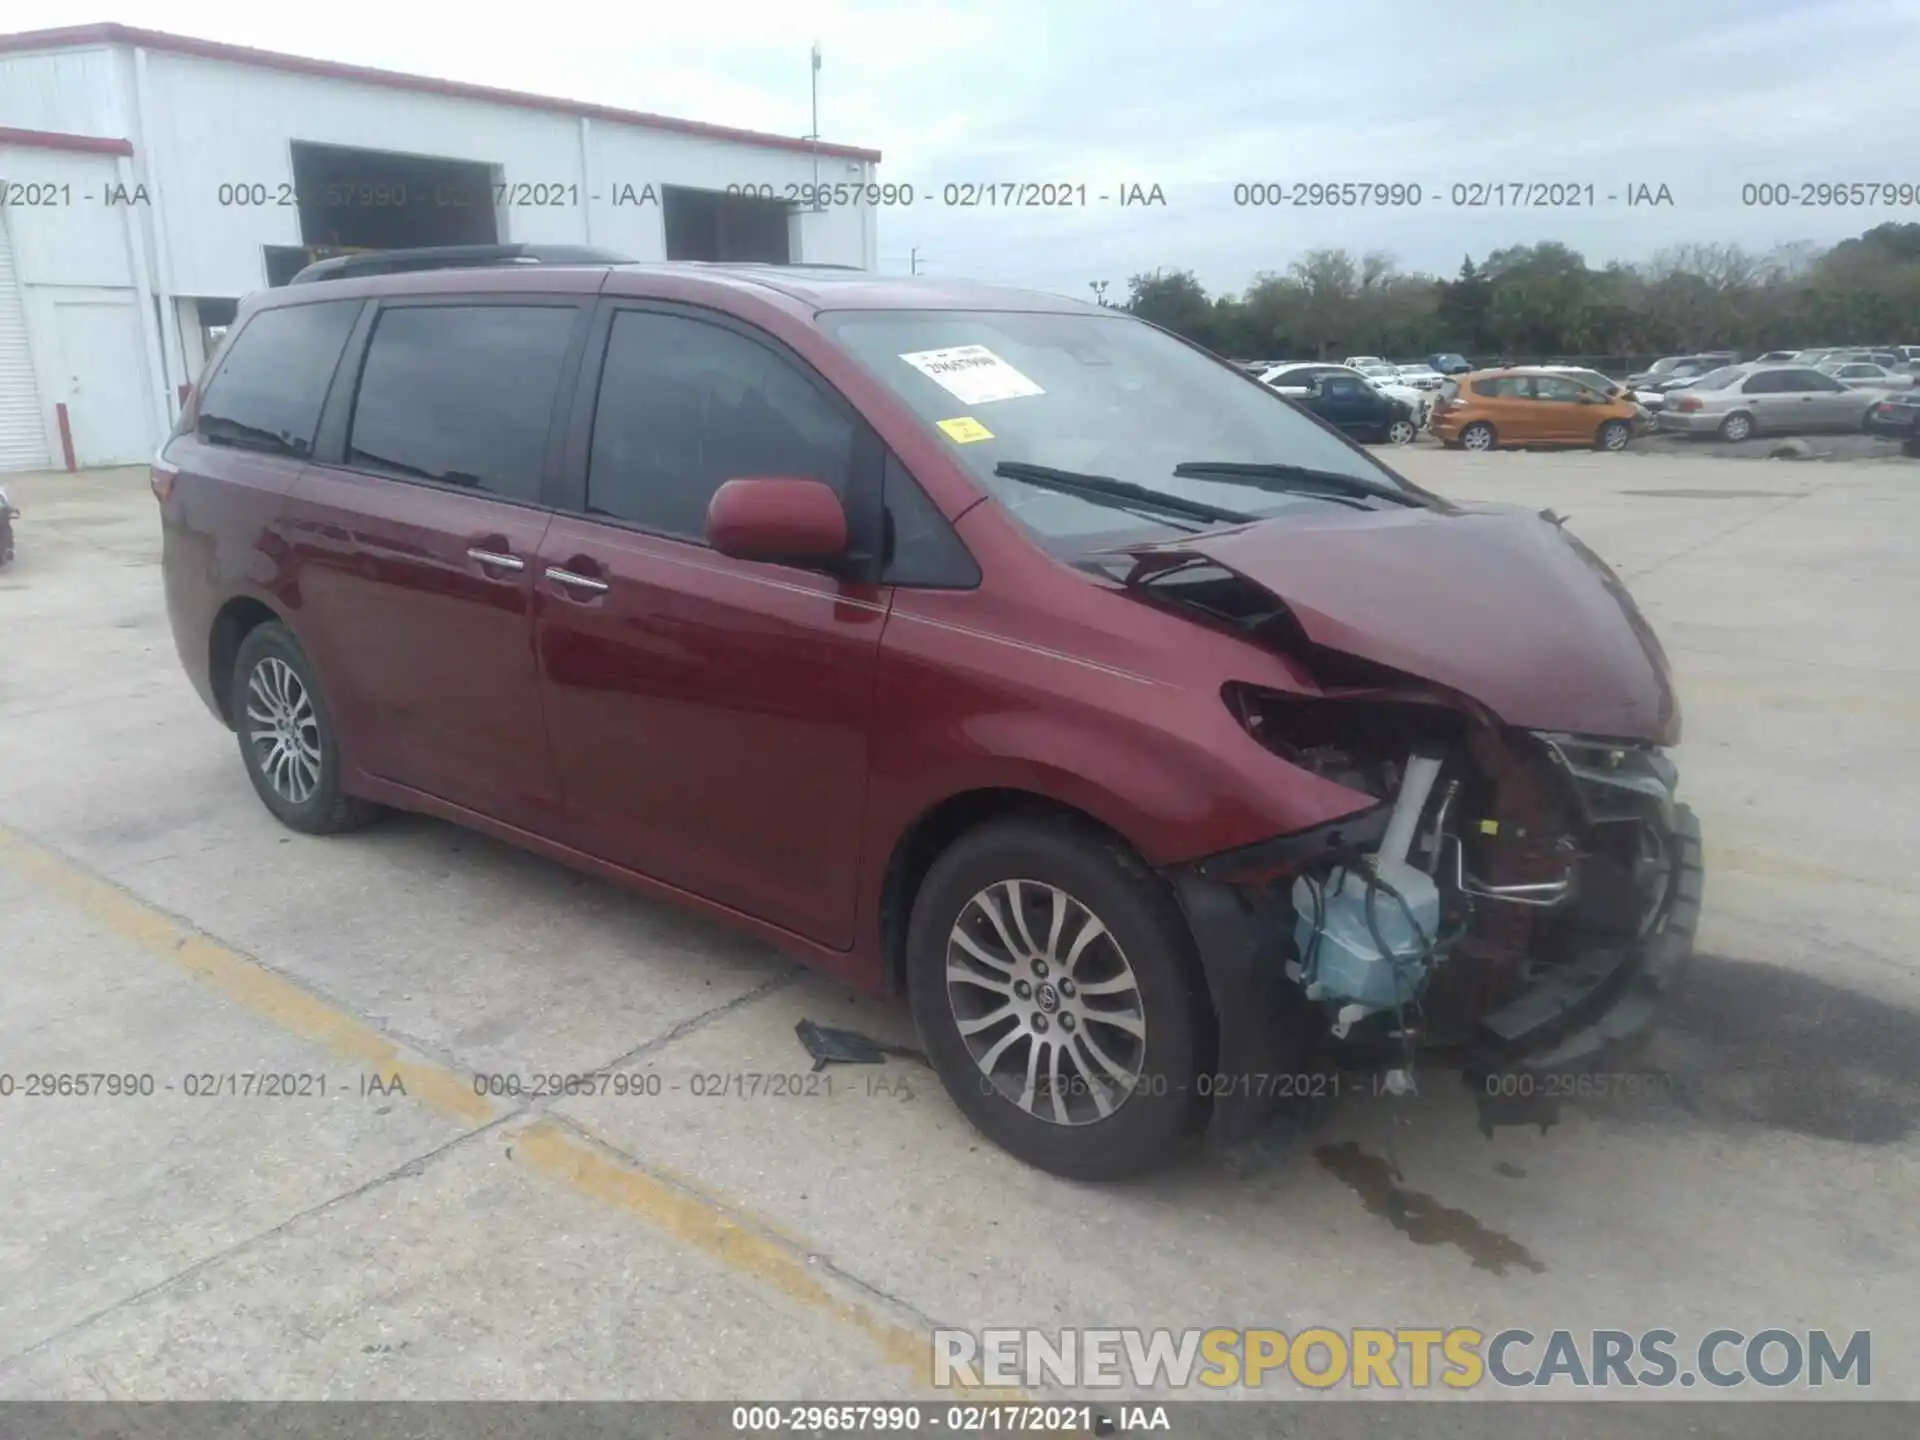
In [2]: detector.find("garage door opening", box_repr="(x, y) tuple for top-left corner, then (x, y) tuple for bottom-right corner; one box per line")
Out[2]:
(265, 141), (499, 284)
(662, 185), (791, 263)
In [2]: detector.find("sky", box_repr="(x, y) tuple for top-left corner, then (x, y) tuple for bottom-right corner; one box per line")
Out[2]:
(12, 0), (1920, 301)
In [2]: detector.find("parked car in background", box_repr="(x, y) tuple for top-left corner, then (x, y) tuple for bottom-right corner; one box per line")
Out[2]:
(1430, 369), (1641, 451)
(1626, 353), (1734, 390)
(0, 485), (15, 567)
(1655, 363), (1880, 441)
(1628, 355), (1735, 411)
(1424, 352), (1473, 375)
(1288, 371), (1420, 445)
(1260, 362), (1431, 423)
(1863, 392), (1920, 454)
(1753, 350), (1799, 364)
(1817, 360), (1918, 390)
(1388, 362), (1446, 393)
(156, 251), (1701, 1178)
(1340, 355), (1385, 368)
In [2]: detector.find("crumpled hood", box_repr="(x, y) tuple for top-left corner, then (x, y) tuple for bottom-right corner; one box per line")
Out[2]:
(1140, 503), (1679, 742)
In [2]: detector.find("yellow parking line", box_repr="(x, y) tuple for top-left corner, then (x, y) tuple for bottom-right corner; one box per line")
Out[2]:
(0, 823), (998, 1393)
(0, 824), (496, 1126)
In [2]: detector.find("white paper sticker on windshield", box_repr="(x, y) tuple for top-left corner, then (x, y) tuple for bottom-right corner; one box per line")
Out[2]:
(899, 345), (1046, 405)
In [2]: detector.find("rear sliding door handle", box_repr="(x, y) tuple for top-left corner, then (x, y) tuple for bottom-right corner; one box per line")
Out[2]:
(545, 566), (610, 595)
(466, 548), (525, 572)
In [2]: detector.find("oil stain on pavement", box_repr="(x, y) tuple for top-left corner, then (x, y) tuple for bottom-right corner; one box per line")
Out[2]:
(1314, 1141), (1548, 1277)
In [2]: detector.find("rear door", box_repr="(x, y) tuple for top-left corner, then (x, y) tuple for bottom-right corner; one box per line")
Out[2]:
(1737, 369), (1788, 429)
(284, 296), (590, 831)
(1472, 374), (1534, 439)
(533, 302), (890, 947)
(1780, 367), (1860, 429)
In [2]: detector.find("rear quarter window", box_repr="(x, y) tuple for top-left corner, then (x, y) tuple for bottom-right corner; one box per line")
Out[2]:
(194, 300), (361, 458)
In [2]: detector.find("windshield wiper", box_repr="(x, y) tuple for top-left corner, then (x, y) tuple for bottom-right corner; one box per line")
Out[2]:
(992, 461), (1258, 526)
(1171, 460), (1428, 508)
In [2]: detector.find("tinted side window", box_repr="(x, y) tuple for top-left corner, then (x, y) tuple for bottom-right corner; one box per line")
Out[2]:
(882, 454), (979, 588)
(1530, 376), (1587, 402)
(1474, 376), (1523, 398)
(1742, 372), (1785, 394)
(196, 300), (359, 458)
(586, 311), (855, 541)
(347, 305), (577, 502)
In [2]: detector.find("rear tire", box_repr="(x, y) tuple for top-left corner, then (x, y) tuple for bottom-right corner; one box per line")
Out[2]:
(1718, 412), (1754, 443)
(1460, 421), (1497, 452)
(1903, 437), (1920, 458)
(231, 623), (377, 835)
(1596, 419), (1632, 452)
(1388, 417), (1417, 445)
(906, 816), (1204, 1181)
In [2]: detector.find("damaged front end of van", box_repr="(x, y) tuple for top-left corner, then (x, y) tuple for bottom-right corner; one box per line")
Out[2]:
(1125, 502), (1705, 1146)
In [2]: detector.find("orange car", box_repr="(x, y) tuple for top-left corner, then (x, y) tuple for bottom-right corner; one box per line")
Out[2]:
(1430, 368), (1642, 452)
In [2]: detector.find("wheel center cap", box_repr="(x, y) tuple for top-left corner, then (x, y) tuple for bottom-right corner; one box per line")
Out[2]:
(1035, 982), (1060, 1013)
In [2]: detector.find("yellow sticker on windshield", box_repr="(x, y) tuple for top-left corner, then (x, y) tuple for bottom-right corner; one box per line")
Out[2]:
(937, 416), (994, 444)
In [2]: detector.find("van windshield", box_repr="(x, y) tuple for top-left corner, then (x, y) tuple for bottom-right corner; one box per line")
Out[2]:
(820, 308), (1419, 551)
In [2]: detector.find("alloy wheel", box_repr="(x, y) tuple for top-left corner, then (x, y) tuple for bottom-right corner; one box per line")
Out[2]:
(245, 656), (322, 805)
(1389, 419), (1417, 445)
(1463, 424), (1494, 451)
(945, 879), (1147, 1125)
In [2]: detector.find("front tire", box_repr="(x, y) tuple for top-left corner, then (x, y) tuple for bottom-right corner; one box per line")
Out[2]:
(231, 622), (376, 835)
(1596, 419), (1632, 452)
(1460, 421), (1497, 452)
(907, 816), (1204, 1181)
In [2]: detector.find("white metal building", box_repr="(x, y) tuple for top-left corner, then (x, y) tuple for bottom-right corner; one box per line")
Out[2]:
(0, 23), (883, 471)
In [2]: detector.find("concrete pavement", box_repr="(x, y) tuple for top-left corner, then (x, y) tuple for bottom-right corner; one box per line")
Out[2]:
(0, 449), (1915, 1424)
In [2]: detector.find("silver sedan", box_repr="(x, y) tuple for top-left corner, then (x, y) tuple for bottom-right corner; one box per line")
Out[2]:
(1654, 363), (1883, 441)
(1818, 361), (1918, 390)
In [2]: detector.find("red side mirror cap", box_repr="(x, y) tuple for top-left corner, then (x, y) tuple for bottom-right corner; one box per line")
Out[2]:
(706, 477), (849, 568)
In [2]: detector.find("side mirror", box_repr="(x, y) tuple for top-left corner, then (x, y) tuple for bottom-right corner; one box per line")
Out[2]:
(706, 477), (849, 569)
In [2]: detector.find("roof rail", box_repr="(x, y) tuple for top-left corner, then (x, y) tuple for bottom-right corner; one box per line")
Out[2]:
(287, 243), (635, 285)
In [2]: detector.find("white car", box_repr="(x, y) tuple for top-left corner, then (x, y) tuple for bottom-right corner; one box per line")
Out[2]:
(1341, 355), (1385, 368)
(1260, 362), (1431, 422)
(1388, 363), (1446, 392)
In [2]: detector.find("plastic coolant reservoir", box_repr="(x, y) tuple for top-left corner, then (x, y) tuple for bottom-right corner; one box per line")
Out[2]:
(1291, 859), (1441, 1010)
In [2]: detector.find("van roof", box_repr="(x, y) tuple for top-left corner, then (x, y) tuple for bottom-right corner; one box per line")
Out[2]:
(248, 260), (1105, 319)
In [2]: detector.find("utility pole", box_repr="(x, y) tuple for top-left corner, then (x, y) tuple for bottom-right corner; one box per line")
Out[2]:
(808, 43), (822, 210)
(910, 246), (922, 275)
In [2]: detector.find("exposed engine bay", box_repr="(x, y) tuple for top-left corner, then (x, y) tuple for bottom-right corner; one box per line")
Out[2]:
(1226, 681), (1687, 1098)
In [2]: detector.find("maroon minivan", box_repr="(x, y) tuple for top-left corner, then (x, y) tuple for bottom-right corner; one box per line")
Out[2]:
(156, 249), (1702, 1179)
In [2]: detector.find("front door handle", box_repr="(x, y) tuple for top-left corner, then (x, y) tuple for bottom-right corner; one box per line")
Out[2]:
(466, 547), (525, 572)
(545, 566), (610, 595)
